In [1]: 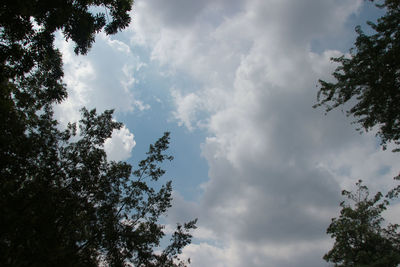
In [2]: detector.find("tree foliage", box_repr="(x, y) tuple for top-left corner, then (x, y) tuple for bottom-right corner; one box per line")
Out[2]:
(318, 1), (400, 265)
(1, 0), (134, 114)
(315, 0), (400, 151)
(324, 180), (400, 266)
(0, 1), (196, 266)
(0, 0), (135, 158)
(1, 109), (196, 266)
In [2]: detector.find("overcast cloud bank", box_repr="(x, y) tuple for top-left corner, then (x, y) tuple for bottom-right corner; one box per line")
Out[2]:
(56, 0), (399, 266)
(130, 1), (399, 266)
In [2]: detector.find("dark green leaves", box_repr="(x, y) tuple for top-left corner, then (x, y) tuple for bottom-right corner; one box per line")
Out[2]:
(315, 0), (400, 151)
(1, 1), (196, 265)
(1, 108), (196, 266)
(318, 2), (400, 265)
(324, 181), (400, 266)
(1, 0), (134, 112)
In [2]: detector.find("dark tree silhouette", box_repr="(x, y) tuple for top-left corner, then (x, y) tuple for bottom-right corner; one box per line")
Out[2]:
(0, 1), (196, 266)
(324, 181), (400, 266)
(315, 0), (400, 151)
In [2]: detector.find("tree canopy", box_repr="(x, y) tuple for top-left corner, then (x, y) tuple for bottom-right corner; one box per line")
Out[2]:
(1, 0), (134, 112)
(0, 0), (135, 154)
(318, 1), (400, 265)
(324, 180), (400, 266)
(315, 0), (400, 151)
(1, 113), (196, 266)
(0, 1), (196, 266)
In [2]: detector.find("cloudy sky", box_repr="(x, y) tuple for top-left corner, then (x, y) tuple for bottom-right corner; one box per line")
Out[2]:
(55, 0), (399, 266)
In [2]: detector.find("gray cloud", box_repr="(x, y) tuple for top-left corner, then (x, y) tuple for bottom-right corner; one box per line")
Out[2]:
(143, 0), (245, 28)
(48, 1), (400, 265)
(143, 0), (209, 27)
(128, 0), (398, 266)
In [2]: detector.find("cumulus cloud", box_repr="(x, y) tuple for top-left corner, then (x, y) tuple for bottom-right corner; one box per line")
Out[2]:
(104, 125), (136, 161)
(54, 32), (148, 125)
(171, 89), (202, 130)
(129, 0), (397, 266)
(54, 31), (147, 162)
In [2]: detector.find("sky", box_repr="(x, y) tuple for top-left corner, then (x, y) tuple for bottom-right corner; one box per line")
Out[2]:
(54, 0), (399, 266)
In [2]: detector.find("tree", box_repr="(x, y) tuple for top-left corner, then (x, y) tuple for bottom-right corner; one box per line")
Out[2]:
(315, 0), (400, 151)
(324, 180), (400, 266)
(316, 1), (400, 265)
(0, 0), (136, 180)
(1, 0), (134, 115)
(1, 108), (197, 266)
(0, 1), (196, 266)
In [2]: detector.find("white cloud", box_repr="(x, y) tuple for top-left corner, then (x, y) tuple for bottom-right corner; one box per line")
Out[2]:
(128, 0), (397, 266)
(182, 238), (333, 267)
(54, 31), (148, 162)
(182, 242), (238, 267)
(54, 31), (149, 125)
(171, 89), (202, 130)
(104, 125), (136, 161)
